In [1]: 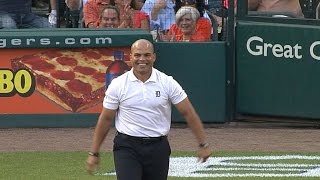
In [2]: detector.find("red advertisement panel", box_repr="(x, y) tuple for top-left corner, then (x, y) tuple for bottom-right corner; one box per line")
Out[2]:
(0, 47), (131, 114)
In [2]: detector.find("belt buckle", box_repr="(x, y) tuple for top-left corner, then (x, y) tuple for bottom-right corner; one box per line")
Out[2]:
(141, 137), (152, 142)
(142, 137), (151, 140)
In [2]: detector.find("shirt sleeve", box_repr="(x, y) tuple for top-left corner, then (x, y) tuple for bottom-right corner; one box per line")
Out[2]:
(195, 18), (212, 41)
(167, 24), (178, 35)
(133, 11), (149, 28)
(167, 76), (187, 105)
(103, 80), (120, 110)
(83, 1), (99, 27)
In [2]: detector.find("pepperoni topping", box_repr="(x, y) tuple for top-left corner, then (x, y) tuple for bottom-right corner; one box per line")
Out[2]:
(33, 62), (55, 72)
(56, 57), (78, 66)
(74, 66), (96, 75)
(97, 48), (113, 56)
(66, 79), (92, 94)
(23, 56), (55, 72)
(92, 72), (105, 83)
(45, 51), (62, 58)
(51, 70), (75, 80)
(23, 56), (42, 65)
(100, 60), (113, 67)
(82, 51), (102, 59)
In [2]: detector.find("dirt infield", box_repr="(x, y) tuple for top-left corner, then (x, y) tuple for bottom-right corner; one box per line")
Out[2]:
(1, 122), (319, 153)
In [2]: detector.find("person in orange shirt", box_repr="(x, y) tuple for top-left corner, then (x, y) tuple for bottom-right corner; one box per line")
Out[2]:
(83, 0), (112, 28)
(166, 6), (211, 42)
(97, 5), (121, 28)
(114, 0), (150, 31)
(171, 0), (212, 41)
(96, 5), (149, 31)
(84, 0), (149, 30)
(48, 0), (82, 27)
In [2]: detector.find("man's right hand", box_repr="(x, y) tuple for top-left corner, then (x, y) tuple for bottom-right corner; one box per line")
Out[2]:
(86, 155), (100, 175)
(151, 0), (167, 20)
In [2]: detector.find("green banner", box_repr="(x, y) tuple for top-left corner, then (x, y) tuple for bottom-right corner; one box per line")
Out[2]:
(236, 21), (320, 119)
(155, 42), (227, 123)
(0, 28), (152, 48)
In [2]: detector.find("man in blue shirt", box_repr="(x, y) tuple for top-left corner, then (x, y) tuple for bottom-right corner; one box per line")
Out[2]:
(141, 0), (176, 31)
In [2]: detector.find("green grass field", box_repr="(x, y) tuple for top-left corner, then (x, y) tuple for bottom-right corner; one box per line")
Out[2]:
(1, 151), (320, 180)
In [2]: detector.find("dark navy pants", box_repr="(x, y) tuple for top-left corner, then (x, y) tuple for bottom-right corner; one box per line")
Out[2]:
(113, 132), (171, 180)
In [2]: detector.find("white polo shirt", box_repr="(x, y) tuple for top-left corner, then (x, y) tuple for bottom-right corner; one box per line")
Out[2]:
(103, 68), (187, 137)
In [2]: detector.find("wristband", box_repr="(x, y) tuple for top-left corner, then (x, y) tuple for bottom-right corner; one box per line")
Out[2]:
(199, 143), (209, 148)
(88, 151), (99, 157)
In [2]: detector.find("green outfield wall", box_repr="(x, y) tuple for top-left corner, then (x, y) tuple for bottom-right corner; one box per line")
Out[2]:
(0, 29), (227, 127)
(154, 42), (226, 123)
(236, 21), (320, 119)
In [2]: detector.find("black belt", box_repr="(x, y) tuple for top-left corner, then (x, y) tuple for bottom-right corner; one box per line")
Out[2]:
(116, 132), (166, 143)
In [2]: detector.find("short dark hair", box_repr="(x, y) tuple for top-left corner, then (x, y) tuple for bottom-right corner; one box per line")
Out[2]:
(100, 5), (121, 20)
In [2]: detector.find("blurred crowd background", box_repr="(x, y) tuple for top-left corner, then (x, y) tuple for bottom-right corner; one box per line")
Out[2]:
(1, 0), (320, 42)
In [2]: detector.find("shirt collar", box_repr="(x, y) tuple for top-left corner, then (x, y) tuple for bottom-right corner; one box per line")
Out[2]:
(129, 68), (157, 83)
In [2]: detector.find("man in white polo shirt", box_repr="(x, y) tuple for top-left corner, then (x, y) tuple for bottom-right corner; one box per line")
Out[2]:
(86, 39), (211, 180)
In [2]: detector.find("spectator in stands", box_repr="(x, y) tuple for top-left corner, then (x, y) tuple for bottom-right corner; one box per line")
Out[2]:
(248, 0), (304, 18)
(96, 5), (124, 28)
(0, 0), (50, 28)
(127, 0), (145, 10)
(141, 0), (175, 31)
(165, 6), (211, 42)
(206, 0), (236, 16)
(66, 0), (83, 28)
(84, 0), (113, 28)
(97, 5), (149, 30)
(205, 0), (236, 28)
(172, 0), (212, 41)
(48, 0), (82, 27)
(114, 0), (150, 31)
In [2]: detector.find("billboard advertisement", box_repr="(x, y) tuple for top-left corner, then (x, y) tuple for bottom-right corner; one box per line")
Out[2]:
(236, 21), (320, 118)
(0, 47), (131, 114)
